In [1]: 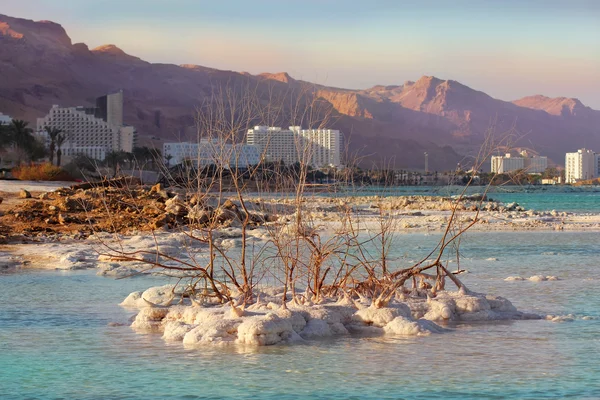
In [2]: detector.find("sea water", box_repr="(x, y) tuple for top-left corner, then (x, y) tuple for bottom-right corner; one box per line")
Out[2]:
(314, 185), (600, 213)
(1, 230), (600, 399)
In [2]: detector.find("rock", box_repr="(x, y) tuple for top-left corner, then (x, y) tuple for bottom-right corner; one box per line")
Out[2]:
(186, 204), (211, 224)
(150, 214), (173, 229)
(19, 189), (31, 199)
(164, 195), (186, 216)
(38, 192), (51, 200)
(58, 213), (69, 225)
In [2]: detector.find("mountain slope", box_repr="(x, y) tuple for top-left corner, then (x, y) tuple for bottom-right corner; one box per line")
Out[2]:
(1, 13), (599, 169)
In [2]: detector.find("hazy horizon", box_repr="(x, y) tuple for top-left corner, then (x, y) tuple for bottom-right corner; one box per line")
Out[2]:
(3, 0), (600, 108)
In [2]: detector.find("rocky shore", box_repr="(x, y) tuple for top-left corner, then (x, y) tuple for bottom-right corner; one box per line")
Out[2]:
(2, 182), (599, 247)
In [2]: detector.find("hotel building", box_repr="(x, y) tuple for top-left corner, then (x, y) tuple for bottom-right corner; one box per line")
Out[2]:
(565, 148), (597, 183)
(246, 126), (343, 168)
(36, 91), (136, 161)
(491, 150), (547, 174)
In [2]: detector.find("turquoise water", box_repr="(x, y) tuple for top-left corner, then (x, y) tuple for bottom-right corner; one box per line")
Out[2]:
(1, 231), (600, 399)
(319, 185), (600, 213)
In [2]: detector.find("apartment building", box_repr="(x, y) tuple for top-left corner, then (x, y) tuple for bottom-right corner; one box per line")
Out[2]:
(246, 126), (343, 168)
(565, 148), (596, 183)
(36, 91), (136, 161)
(163, 139), (261, 168)
(491, 150), (547, 174)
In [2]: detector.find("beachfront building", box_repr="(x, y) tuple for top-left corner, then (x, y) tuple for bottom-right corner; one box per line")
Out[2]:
(565, 148), (596, 183)
(0, 112), (12, 125)
(246, 126), (343, 168)
(36, 91), (136, 161)
(491, 154), (524, 173)
(163, 139), (261, 168)
(491, 150), (547, 174)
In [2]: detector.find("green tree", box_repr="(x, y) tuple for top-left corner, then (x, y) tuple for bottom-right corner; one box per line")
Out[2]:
(9, 120), (35, 151)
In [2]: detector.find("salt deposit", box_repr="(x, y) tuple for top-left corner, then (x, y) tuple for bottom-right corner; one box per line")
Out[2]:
(125, 288), (539, 346)
(505, 275), (560, 282)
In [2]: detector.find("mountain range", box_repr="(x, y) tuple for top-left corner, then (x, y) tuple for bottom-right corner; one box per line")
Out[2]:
(1, 13), (599, 170)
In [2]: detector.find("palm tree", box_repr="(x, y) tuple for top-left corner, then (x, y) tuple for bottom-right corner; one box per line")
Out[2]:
(164, 154), (173, 167)
(0, 124), (10, 151)
(44, 126), (63, 165)
(104, 150), (128, 177)
(9, 120), (35, 151)
(55, 133), (67, 167)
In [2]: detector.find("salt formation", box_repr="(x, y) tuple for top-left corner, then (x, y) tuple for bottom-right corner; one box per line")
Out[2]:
(125, 286), (538, 346)
(504, 275), (559, 282)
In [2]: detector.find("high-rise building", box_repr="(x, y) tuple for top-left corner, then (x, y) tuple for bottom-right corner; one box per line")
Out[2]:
(246, 126), (343, 168)
(491, 150), (547, 174)
(96, 91), (124, 128)
(565, 148), (596, 183)
(36, 91), (136, 161)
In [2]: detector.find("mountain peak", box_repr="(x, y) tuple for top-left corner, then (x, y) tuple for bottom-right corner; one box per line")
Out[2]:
(0, 14), (71, 48)
(415, 75), (444, 85)
(513, 95), (589, 116)
(258, 72), (295, 84)
(92, 44), (127, 55)
(91, 44), (143, 63)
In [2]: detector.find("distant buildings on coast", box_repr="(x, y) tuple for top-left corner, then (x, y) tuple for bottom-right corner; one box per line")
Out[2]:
(163, 140), (261, 168)
(565, 148), (600, 183)
(247, 126), (343, 168)
(491, 150), (547, 174)
(163, 126), (344, 169)
(488, 147), (600, 184)
(36, 91), (136, 161)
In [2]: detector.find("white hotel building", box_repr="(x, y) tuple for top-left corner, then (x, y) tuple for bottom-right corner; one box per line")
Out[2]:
(163, 139), (261, 168)
(246, 126), (343, 168)
(565, 148), (598, 183)
(36, 91), (136, 161)
(491, 150), (547, 174)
